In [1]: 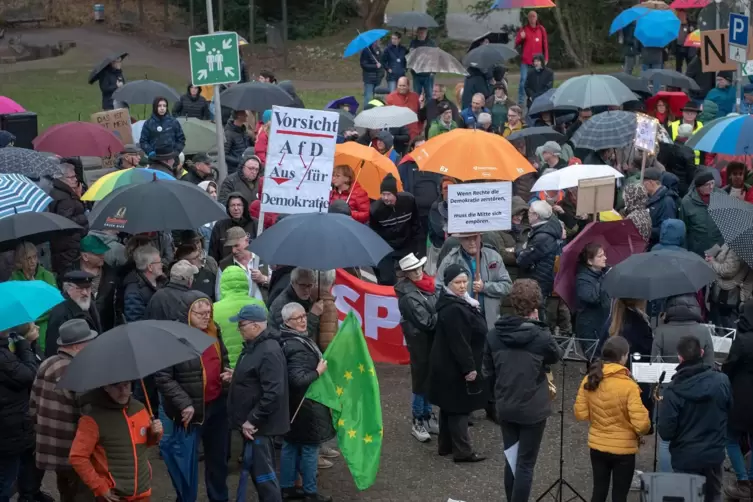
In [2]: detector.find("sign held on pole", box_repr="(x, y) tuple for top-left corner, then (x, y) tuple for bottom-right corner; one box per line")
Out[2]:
(701, 29), (737, 72)
(447, 182), (512, 233)
(188, 32), (241, 86)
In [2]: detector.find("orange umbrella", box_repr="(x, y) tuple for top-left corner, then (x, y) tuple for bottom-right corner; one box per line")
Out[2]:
(334, 142), (402, 199)
(413, 129), (535, 181)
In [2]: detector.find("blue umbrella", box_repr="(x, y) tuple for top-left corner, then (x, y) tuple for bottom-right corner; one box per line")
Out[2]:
(685, 115), (753, 155)
(0, 173), (53, 220)
(610, 7), (680, 47)
(0, 280), (64, 332)
(343, 29), (389, 58)
(160, 426), (199, 502)
(609, 7), (649, 35)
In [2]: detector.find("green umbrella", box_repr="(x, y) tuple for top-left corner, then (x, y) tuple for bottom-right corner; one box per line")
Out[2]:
(177, 117), (217, 155)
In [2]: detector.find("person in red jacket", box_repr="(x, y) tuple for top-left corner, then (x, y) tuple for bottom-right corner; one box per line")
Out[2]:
(386, 76), (422, 140)
(515, 11), (549, 106)
(330, 164), (371, 223)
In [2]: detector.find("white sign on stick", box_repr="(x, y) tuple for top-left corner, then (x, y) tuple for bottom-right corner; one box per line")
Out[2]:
(261, 106), (339, 214)
(447, 182), (512, 233)
(634, 113), (658, 152)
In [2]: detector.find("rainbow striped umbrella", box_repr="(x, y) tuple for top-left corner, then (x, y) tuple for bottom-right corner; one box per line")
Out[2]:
(684, 29), (701, 47)
(491, 0), (555, 8)
(82, 168), (175, 201)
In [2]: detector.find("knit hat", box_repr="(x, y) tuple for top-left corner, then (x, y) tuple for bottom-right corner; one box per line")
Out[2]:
(677, 123), (694, 139)
(240, 148), (260, 167)
(541, 141), (561, 155)
(0, 130), (16, 148)
(643, 167), (662, 181)
(437, 100), (451, 114)
(380, 173), (398, 196)
(694, 170), (715, 187)
(443, 263), (469, 285)
(261, 110), (272, 124)
(717, 71), (733, 83)
(80, 234), (110, 255)
(376, 130), (394, 151)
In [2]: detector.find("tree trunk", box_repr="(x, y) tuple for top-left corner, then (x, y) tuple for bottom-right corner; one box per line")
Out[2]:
(163, 0), (169, 30)
(219, 0), (224, 30)
(359, 0), (390, 29)
(137, 0), (145, 24)
(554, 2), (586, 67)
(248, 0), (254, 45)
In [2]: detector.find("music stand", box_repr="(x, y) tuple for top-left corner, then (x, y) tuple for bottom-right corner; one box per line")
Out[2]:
(536, 336), (600, 502)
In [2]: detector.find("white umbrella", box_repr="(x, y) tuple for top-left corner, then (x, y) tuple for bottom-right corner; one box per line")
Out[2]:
(531, 164), (624, 192)
(354, 106), (418, 129)
(131, 120), (145, 145)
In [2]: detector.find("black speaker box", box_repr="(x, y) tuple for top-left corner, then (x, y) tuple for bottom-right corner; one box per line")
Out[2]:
(1, 112), (39, 149)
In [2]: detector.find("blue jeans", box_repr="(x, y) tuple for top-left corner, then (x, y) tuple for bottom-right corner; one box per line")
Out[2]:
(363, 84), (376, 106)
(280, 441), (320, 494)
(728, 431), (753, 480)
(658, 437), (673, 472)
(0, 455), (19, 502)
(642, 63), (663, 70)
(388, 80), (397, 92)
(412, 393), (432, 420)
(412, 73), (433, 98)
(518, 64), (529, 106)
(195, 397), (229, 502)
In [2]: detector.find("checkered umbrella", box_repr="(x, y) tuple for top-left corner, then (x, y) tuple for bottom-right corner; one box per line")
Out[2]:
(708, 191), (753, 268)
(571, 111), (637, 151)
(0, 173), (53, 219)
(0, 147), (59, 178)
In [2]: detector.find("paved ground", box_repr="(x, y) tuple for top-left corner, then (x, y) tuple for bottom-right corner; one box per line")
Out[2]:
(33, 362), (662, 502)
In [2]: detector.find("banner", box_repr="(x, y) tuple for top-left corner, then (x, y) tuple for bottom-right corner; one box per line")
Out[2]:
(332, 269), (409, 365)
(447, 181), (512, 233)
(91, 108), (133, 169)
(262, 106), (339, 214)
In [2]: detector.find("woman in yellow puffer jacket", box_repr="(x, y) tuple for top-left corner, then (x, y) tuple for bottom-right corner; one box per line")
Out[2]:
(574, 336), (651, 502)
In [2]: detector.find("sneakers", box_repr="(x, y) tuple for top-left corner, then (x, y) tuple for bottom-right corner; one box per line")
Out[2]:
(317, 456), (334, 469)
(319, 446), (340, 459)
(412, 418), (431, 442)
(281, 487), (305, 500)
(304, 493), (333, 502)
(426, 413), (440, 435)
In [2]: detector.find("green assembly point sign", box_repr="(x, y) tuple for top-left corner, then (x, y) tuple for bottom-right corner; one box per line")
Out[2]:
(189, 32), (241, 87)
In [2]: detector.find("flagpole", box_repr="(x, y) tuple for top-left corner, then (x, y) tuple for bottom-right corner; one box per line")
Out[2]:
(290, 396), (306, 423)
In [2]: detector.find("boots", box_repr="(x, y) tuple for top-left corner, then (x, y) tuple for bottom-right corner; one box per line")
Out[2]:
(724, 480), (751, 501)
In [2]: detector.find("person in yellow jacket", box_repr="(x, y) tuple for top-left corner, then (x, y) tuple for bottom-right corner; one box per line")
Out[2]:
(574, 336), (651, 502)
(669, 103), (703, 165)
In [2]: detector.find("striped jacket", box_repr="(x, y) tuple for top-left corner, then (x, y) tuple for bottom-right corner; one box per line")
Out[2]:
(29, 351), (81, 471)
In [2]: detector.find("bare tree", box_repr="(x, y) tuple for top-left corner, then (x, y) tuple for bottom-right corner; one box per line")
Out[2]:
(358, 0), (390, 29)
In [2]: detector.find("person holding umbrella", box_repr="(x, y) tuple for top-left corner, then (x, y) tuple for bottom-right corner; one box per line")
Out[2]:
(94, 55), (125, 111)
(681, 171), (724, 258)
(409, 27), (436, 98)
(139, 96), (186, 160)
(360, 40), (385, 106)
(575, 243), (611, 343)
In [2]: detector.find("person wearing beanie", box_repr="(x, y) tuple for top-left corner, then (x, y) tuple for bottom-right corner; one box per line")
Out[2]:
(223, 109), (253, 174)
(706, 72), (736, 118)
(219, 149), (262, 205)
(369, 173), (422, 285)
(428, 100), (459, 138)
(680, 169), (724, 257)
(486, 83), (515, 133)
(428, 262), (488, 462)
(371, 129), (401, 164)
(541, 141), (566, 170)
(642, 167), (678, 248)
(524, 53), (554, 108)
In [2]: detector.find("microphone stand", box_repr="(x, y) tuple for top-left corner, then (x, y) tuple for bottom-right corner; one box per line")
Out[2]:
(652, 371), (666, 472)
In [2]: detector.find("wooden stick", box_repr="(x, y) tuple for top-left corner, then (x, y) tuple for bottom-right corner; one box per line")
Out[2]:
(474, 234), (481, 300)
(140, 379), (154, 418)
(346, 161), (364, 204)
(639, 150), (648, 182)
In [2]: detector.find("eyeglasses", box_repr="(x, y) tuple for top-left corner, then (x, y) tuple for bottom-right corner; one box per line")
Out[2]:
(288, 314), (307, 323)
(295, 283), (314, 289)
(192, 311), (211, 319)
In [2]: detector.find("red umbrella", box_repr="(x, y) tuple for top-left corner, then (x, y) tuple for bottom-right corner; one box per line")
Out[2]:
(554, 220), (647, 310)
(669, 0), (709, 8)
(645, 91), (690, 118)
(33, 122), (124, 158)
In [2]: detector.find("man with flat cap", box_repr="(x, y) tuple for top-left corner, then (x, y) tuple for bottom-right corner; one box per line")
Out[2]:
(65, 234), (118, 331)
(181, 152), (216, 185)
(45, 271), (103, 358)
(117, 144), (143, 170)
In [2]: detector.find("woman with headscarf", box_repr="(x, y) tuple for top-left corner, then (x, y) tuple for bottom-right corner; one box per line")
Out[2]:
(198, 180), (219, 253)
(10, 242), (57, 353)
(428, 264), (488, 462)
(621, 183), (651, 243)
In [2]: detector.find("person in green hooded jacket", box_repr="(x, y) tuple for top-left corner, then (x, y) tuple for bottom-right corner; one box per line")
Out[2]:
(213, 265), (266, 368)
(680, 170), (724, 257)
(10, 242), (57, 352)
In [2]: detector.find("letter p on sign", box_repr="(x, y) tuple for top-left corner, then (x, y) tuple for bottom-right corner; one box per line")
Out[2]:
(729, 13), (749, 48)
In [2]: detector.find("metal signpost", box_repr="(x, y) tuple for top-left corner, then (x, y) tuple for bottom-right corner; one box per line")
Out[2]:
(729, 12), (749, 112)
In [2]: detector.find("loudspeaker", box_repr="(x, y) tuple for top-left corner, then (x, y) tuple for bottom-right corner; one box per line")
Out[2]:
(1, 112), (38, 149)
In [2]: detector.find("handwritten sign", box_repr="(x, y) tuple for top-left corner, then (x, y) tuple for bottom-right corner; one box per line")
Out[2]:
(447, 181), (512, 233)
(91, 108), (133, 170)
(634, 113), (658, 152)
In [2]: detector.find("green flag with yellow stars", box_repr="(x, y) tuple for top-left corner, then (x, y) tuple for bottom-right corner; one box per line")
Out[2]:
(304, 311), (382, 490)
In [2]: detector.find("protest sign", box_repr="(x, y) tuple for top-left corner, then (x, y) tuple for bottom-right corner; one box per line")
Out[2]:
(332, 269), (409, 365)
(634, 114), (658, 152)
(91, 108), (133, 169)
(262, 106), (339, 214)
(447, 181), (512, 234)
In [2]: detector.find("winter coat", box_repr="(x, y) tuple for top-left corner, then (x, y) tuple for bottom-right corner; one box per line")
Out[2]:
(461, 68), (492, 110)
(180, 164), (213, 185)
(516, 217), (562, 298)
(172, 87), (211, 120)
(486, 95), (515, 132)
(615, 308), (653, 357)
(394, 278), (438, 395)
(329, 182), (370, 224)
(268, 285), (319, 341)
(279, 326), (335, 444)
(139, 105), (185, 156)
(360, 45), (385, 85)
(658, 142), (696, 197)
(524, 66), (554, 102)
(254, 128), (269, 165)
(723, 304), (753, 433)
(680, 187), (724, 257)
(98, 67), (124, 110)
(418, 97), (460, 137)
(575, 265), (610, 340)
(0, 336), (39, 456)
(427, 198), (447, 248)
(515, 23), (549, 65)
(214, 266), (267, 368)
(386, 90), (422, 139)
(658, 360), (732, 471)
(574, 363), (651, 455)
(369, 193), (422, 252)
(708, 244), (751, 300)
(459, 106), (490, 129)
(706, 86), (736, 118)
(208, 193), (257, 263)
(484, 315), (561, 425)
(122, 269), (160, 323)
(646, 185), (678, 246)
(436, 246), (513, 328)
(428, 119), (458, 138)
(652, 294), (715, 366)
(144, 281), (194, 322)
(45, 298), (102, 358)
(428, 290), (489, 413)
(621, 183), (652, 243)
(9, 266), (57, 352)
(219, 170), (260, 205)
(223, 122), (252, 174)
(48, 179), (88, 275)
(227, 328), (290, 437)
(652, 218), (686, 252)
(381, 44), (408, 81)
(397, 157), (442, 225)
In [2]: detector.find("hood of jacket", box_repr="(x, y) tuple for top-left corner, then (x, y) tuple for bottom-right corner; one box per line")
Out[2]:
(659, 218), (686, 247)
(151, 96), (172, 120)
(225, 191), (252, 224)
(185, 84), (202, 101)
(670, 360), (718, 402)
(278, 80), (299, 99)
(698, 100), (718, 123)
(623, 183), (648, 213)
(86, 387), (129, 410)
(665, 293), (703, 323)
(180, 291), (213, 324)
(661, 172), (680, 194)
(530, 216), (562, 240)
(219, 265), (250, 299)
(492, 314), (548, 347)
(602, 361), (631, 380)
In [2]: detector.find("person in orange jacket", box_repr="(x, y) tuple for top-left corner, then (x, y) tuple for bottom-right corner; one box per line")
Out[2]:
(69, 382), (162, 502)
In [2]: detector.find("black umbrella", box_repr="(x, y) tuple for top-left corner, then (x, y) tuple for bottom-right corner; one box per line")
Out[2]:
(88, 52), (128, 85)
(609, 72), (652, 97)
(87, 179), (227, 234)
(250, 212), (393, 269)
(641, 69), (700, 92)
(507, 126), (565, 144)
(708, 191), (753, 268)
(462, 44), (517, 70)
(0, 147), (59, 178)
(386, 11), (438, 28)
(112, 79), (181, 106)
(602, 250), (716, 301)
(220, 82), (294, 111)
(527, 89), (578, 118)
(468, 32), (510, 52)
(0, 212), (83, 252)
(335, 109), (355, 134)
(57, 321), (215, 393)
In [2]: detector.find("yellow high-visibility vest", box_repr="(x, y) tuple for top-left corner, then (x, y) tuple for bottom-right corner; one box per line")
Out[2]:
(669, 120), (703, 165)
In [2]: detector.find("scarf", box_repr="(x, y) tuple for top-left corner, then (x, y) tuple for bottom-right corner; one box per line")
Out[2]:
(412, 274), (436, 294)
(699, 191), (711, 205)
(444, 286), (480, 309)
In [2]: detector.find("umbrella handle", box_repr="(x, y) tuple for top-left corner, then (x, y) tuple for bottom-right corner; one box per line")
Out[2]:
(346, 160), (364, 204)
(140, 379), (154, 418)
